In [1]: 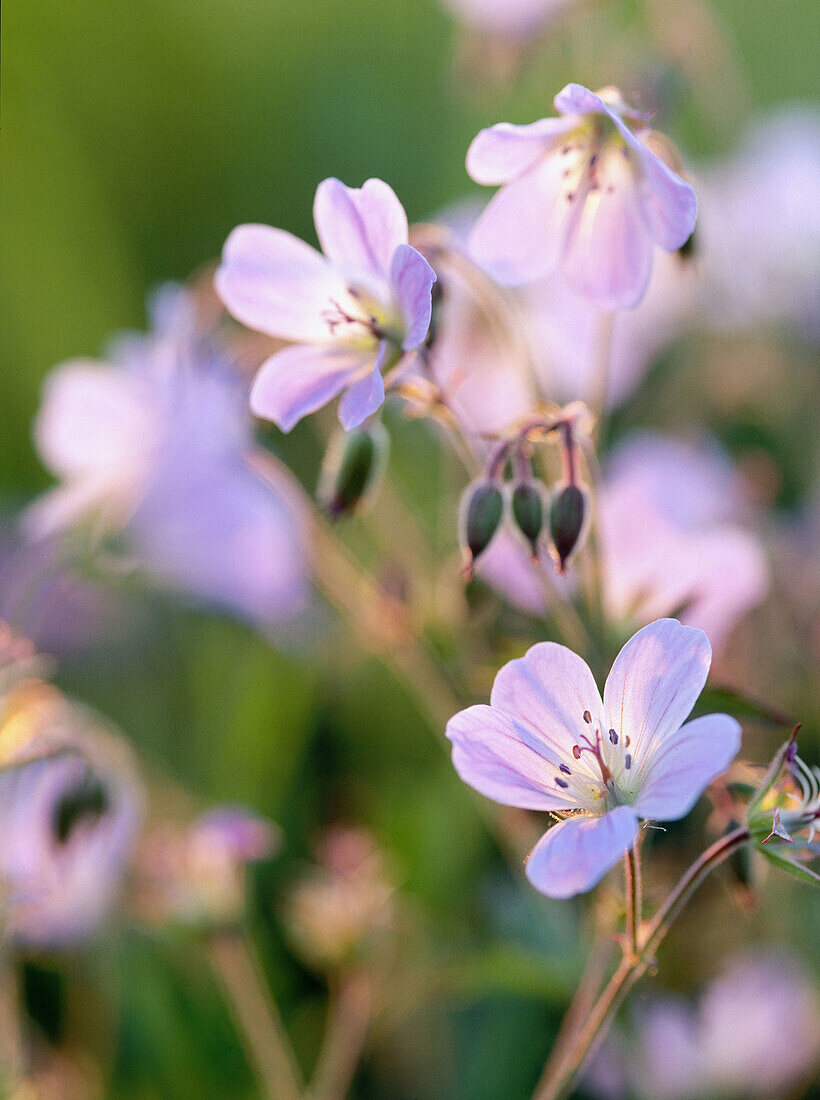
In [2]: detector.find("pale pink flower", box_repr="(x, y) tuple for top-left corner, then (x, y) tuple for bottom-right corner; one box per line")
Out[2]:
(135, 807), (280, 928)
(466, 84), (697, 307)
(26, 287), (309, 627)
(441, 0), (575, 38)
(699, 106), (820, 337)
(599, 435), (768, 649)
(587, 950), (820, 1099)
(0, 713), (142, 947)
(523, 247), (699, 408)
(216, 178), (436, 431)
(447, 618), (740, 898)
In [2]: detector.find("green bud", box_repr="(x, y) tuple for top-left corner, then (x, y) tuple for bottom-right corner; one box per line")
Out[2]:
(549, 483), (587, 571)
(319, 424), (389, 518)
(460, 480), (504, 575)
(511, 482), (544, 558)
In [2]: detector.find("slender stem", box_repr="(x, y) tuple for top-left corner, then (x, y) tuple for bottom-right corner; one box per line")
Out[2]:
(206, 929), (304, 1100)
(307, 972), (372, 1100)
(533, 827), (750, 1100)
(0, 947), (24, 1093)
(589, 311), (615, 427)
(624, 839), (642, 957)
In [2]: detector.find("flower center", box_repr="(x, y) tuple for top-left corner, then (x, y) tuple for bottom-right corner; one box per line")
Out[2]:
(321, 287), (400, 348)
(549, 710), (636, 812)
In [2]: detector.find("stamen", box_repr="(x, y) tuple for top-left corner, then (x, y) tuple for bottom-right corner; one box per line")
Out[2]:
(608, 729), (618, 745)
(572, 745), (582, 760)
(583, 711), (592, 724)
(559, 763), (572, 775)
(555, 778), (569, 789)
(624, 735), (631, 748)
(624, 753), (632, 770)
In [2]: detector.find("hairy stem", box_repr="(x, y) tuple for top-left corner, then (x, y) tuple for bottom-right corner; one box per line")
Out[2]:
(533, 826), (750, 1100)
(624, 839), (642, 956)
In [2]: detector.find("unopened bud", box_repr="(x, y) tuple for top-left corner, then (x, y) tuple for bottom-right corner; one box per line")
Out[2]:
(511, 482), (545, 558)
(319, 424), (389, 518)
(549, 483), (587, 572)
(459, 480), (504, 576)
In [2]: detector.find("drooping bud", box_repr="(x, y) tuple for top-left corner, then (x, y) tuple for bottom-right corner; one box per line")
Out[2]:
(511, 482), (545, 559)
(318, 424), (389, 518)
(549, 483), (587, 572)
(459, 480), (504, 577)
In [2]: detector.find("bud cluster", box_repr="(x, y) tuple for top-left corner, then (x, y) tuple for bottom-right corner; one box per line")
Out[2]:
(458, 410), (591, 578)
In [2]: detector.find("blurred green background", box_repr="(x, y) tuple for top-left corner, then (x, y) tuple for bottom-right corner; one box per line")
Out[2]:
(2, 1), (819, 1096)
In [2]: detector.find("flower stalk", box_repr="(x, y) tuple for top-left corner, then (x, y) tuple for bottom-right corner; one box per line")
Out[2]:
(533, 825), (751, 1100)
(206, 929), (304, 1100)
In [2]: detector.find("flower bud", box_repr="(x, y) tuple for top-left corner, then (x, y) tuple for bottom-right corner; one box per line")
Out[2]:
(319, 424), (389, 518)
(511, 482), (545, 558)
(549, 483), (587, 572)
(459, 480), (504, 576)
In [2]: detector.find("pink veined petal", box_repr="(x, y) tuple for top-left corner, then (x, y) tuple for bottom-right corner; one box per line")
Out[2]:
(466, 118), (575, 185)
(601, 110), (698, 253)
(525, 807), (639, 898)
(560, 149), (654, 309)
(446, 704), (577, 811)
(490, 641), (605, 761)
(632, 713), (741, 821)
(390, 243), (437, 349)
(250, 344), (369, 432)
(337, 364), (386, 430)
(468, 155), (572, 285)
(313, 177), (408, 281)
(215, 224), (344, 342)
(603, 619), (712, 761)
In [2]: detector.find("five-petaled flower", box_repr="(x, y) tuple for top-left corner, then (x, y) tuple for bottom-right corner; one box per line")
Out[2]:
(466, 83), (698, 308)
(446, 618), (740, 898)
(216, 178), (437, 431)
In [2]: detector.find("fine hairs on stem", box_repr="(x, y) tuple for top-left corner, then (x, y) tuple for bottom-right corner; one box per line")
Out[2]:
(533, 826), (751, 1100)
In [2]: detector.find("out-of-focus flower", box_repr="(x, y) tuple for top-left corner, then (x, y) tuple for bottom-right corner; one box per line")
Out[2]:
(699, 106), (820, 338)
(0, 533), (119, 658)
(599, 434), (769, 650)
(447, 618), (740, 898)
(587, 949), (820, 1098)
(524, 246), (699, 408)
(440, 0), (574, 39)
(216, 179), (436, 431)
(282, 828), (395, 972)
(420, 246), (537, 436)
(0, 692), (143, 948)
(134, 806), (280, 929)
(26, 286), (309, 628)
(473, 434), (768, 653)
(466, 84), (697, 306)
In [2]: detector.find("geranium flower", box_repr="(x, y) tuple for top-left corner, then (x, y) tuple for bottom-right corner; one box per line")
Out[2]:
(0, 703), (143, 947)
(441, 0), (575, 39)
(466, 84), (697, 307)
(446, 618), (740, 898)
(216, 178), (436, 431)
(26, 286), (309, 628)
